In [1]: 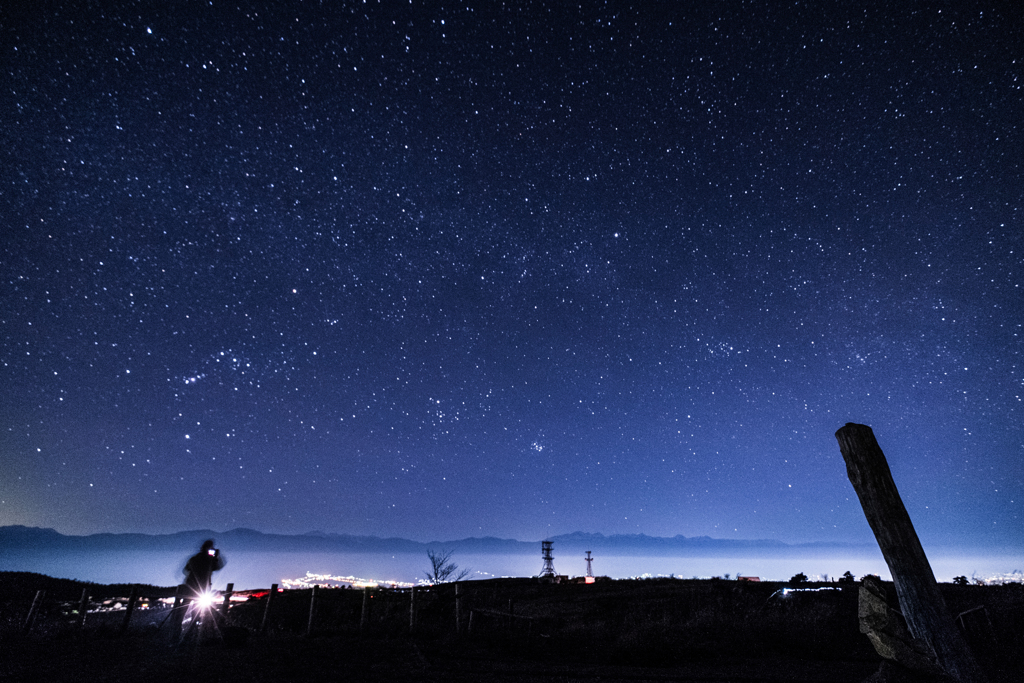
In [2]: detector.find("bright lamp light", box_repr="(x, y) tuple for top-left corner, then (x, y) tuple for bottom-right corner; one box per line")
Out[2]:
(195, 591), (217, 610)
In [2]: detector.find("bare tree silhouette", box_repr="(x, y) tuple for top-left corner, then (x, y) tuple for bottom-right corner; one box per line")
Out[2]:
(424, 548), (471, 584)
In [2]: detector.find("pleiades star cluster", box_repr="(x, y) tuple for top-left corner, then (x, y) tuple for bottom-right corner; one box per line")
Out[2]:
(2, 2), (1019, 548)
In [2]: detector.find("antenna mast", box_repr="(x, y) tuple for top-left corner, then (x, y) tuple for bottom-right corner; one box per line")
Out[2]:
(539, 540), (556, 579)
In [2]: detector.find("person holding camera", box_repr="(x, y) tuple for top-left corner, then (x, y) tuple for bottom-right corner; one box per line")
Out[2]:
(183, 539), (226, 598)
(169, 539), (229, 643)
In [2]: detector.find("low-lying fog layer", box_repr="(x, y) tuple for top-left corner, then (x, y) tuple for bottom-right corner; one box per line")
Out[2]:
(3, 548), (1020, 590)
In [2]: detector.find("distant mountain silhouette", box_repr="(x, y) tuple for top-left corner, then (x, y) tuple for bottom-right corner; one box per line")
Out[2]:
(0, 525), (870, 556)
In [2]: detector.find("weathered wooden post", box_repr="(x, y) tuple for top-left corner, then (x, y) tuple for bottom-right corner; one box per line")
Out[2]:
(222, 583), (234, 618)
(120, 586), (139, 634)
(835, 423), (988, 683)
(260, 583), (278, 634)
(23, 589), (45, 633)
(454, 582), (462, 633)
(306, 585), (318, 636)
(76, 588), (90, 629)
(409, 586), (416, 633)
(360, 586), (371, 633)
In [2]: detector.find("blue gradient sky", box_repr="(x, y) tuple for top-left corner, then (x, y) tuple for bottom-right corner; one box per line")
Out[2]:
(2, 2), (1020, 549)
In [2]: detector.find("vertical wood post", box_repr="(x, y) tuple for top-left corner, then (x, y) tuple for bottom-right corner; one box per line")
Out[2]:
(260, 584), (278, 634)
(120, 586), (139, 634)
(409, 586), (416, 633)
(23, 589), (45, 633)
(77, 588), (90, 629)
(306, 585), (318, 636)
(360, 586), (371, 633)
(222, 583), (234, 618)
(454, 582), (462, 633)
(835, 423), (987, 683)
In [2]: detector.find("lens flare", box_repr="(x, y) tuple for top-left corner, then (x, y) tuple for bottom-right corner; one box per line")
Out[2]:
(195, 591), (216, 610)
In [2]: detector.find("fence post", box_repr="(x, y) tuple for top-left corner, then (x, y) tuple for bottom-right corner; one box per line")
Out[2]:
(222, 583), (234, 618)
(835, 423), (988, 683)
(307, 585), (318, 636)
(409, 586), (416, 633)
(120, 586), (139, 635)
(360, 586), (371, 633)
(455, 582), (462, 633)
(260, 584), (278, 634)
(24, 590), (45, 633)
(77, 588), (90, 629)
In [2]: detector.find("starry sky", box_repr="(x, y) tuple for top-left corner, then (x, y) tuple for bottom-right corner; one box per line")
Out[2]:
(2, 2), (1020, 550)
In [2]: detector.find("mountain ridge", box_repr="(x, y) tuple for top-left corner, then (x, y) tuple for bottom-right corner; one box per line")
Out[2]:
(0, 525), (872, 556)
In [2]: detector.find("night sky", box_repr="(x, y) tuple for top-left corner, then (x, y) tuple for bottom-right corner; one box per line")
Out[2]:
(2, 2), (1020, 550)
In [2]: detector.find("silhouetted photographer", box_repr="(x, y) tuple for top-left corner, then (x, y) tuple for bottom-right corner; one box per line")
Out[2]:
(184, 539), (226, 598)
(169, 539), (227, 644)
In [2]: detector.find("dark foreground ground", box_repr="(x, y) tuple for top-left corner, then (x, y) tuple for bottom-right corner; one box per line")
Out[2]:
(1, 573), (1021, 682)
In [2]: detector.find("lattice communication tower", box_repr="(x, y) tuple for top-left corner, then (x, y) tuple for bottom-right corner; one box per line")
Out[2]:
(585, 550), (594, 578)
(539, 540), (556, 578)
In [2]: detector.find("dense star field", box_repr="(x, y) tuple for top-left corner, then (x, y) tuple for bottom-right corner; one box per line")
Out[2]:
(2, 3), (1020, 548)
